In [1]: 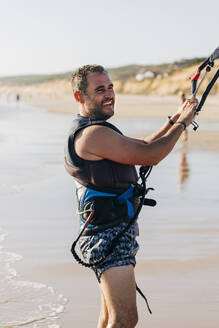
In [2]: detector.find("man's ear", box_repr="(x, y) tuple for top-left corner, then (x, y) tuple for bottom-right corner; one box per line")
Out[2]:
(74, 91), (85, 104)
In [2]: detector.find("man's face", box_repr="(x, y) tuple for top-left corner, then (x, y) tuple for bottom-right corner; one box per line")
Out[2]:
(83, 72), (115, 120)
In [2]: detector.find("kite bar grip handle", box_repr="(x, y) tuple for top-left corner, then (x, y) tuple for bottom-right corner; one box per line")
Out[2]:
(191, 68), (200, 95)
(191, 80), (197, 95)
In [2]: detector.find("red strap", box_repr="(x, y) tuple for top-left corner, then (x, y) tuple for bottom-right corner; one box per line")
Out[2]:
(83, 211), (95, 229)
(192, 69), (200, 81)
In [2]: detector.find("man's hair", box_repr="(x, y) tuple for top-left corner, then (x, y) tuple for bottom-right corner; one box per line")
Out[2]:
(71, 65), (107, 94)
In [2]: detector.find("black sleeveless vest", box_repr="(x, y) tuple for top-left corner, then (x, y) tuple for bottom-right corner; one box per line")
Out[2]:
(64, 115), (138, 192)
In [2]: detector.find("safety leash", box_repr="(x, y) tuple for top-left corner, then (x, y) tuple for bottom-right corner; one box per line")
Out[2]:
(136, 283), (152, 314)
(190, 46), (219, 130)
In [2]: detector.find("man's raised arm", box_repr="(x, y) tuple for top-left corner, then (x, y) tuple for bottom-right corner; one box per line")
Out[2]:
(75, 98), (198, 166)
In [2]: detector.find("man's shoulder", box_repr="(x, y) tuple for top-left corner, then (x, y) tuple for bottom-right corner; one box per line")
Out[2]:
(76, 124), (118, 140)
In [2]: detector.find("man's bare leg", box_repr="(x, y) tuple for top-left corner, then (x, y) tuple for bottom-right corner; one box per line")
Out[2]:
(97, 285), (109, 328)
(99, 265), (138, 328)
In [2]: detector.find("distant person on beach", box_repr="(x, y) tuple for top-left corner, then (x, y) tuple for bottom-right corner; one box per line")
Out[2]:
(16, 94), (20, 102)
(179, 90), (186, 104)
(178, 141), (190, 190)
(64, 65), (198, 327)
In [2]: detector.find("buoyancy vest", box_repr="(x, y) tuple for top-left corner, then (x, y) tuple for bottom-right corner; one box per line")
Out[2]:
(65, 114), (138, 191)
(64, 115), (140, 232)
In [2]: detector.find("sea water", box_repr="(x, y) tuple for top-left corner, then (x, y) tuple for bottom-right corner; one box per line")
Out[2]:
(0, 102), (70, 327)
(0, 99), (219, 326)
(0, 227), (67, 328)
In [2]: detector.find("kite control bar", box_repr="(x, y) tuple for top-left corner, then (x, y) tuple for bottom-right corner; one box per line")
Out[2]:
(190, 47), (219, 130)
(191, 47), (219, 96)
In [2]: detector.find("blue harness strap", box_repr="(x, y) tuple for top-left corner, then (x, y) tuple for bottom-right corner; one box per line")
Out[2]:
(83, 188), (117, 202)
(117, 185), (135, 218)
(79, 185), (135, 227)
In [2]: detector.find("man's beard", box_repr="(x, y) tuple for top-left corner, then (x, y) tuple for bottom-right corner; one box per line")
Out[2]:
(86, 98), (114, 121)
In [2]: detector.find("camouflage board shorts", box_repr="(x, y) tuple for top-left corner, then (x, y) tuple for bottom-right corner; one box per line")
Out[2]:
(78, 222), (139, 282)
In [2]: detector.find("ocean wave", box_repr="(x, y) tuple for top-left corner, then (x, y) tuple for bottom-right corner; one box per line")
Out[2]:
(0, 227), (67, 328)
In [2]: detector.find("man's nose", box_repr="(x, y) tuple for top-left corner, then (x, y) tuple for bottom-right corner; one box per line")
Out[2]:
(105, 89), (114, 97)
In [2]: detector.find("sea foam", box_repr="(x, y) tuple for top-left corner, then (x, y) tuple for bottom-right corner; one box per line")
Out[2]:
(0, 227), (67, 328)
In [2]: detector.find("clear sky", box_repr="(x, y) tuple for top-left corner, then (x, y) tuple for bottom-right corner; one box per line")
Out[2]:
(0, 0), (218, 77)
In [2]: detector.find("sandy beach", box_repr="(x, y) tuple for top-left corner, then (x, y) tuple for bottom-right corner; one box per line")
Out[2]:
(1, 94), (219, 327)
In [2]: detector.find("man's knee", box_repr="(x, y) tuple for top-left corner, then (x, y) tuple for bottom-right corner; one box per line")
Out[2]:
(108, 308), (138, 328)
(98, 310), (108, 327)
(100, 265), (138, 327)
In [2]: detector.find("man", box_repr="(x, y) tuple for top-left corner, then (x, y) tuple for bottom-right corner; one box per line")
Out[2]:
(65, 65), (198, 328)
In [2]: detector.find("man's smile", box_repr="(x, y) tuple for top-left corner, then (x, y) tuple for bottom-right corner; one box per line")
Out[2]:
(102, 98), (114, 107)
